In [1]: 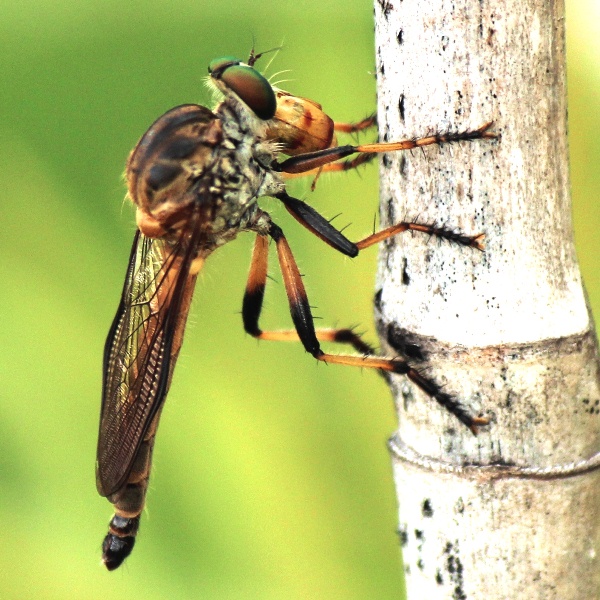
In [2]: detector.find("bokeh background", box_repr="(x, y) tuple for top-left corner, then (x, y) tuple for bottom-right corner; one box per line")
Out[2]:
(1, 1), (598, 599)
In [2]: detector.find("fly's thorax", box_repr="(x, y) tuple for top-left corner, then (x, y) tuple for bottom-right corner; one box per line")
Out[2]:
(206, 148), (282, 235)
(126, 104), (222, 236)
(203, 100), (284, 235)
(126, 97), (283, 248)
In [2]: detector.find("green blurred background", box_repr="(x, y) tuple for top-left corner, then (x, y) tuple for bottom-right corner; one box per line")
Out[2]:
(0, 1), (598, 598)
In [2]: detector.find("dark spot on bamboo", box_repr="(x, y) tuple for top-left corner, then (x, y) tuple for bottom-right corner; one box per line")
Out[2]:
(397, 524), (408, 546)
(422, 498), (433, 517)
(444, 541), (466, 600)
(402, 258), (410, 285)
(374, 288), (383, 312)
(399, 154), (407, 177)
(377, 0), (393, 17)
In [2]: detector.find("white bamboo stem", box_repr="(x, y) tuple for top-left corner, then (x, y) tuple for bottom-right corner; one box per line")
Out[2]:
(374, 0), (600, 597)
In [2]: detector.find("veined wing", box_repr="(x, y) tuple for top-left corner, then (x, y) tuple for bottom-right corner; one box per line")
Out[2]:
(96, 228), (199, 497)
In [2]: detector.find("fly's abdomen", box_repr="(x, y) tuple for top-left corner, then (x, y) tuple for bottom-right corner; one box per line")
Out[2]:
(102, 515), (140, 571)
(101, 421), (158, 570)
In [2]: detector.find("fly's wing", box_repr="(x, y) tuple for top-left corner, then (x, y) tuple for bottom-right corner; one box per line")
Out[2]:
(96, 229), (199, 496)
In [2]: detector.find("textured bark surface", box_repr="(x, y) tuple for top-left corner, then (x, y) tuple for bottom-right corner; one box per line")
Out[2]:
(373, 0), (600, 598)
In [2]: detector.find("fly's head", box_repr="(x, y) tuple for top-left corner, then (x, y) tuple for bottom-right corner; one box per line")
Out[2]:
(209, 56), (335, 156)
(124, 55), (341, 246)
(208, 57), (277, 123)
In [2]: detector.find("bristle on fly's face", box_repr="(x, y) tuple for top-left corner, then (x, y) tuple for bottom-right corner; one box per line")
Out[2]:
(203, 75), (222, 106)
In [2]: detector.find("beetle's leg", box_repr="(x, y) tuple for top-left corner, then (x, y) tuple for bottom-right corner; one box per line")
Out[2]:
(282, 152), (376, 182)
(243, 224), (488, 434)
(242, 233), (269, 339)
(333, 114), (377, 134)
(274, 191), (484, 254)
(281, 115), (378, 188)
(275, 122), (496, 175)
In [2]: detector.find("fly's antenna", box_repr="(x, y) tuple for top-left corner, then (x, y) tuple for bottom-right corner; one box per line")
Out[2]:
(248, 44), (283, 69)
(261, 40), (284, 74)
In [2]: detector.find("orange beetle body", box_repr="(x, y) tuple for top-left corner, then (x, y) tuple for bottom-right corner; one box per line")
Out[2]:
(266, 91), (336, 156)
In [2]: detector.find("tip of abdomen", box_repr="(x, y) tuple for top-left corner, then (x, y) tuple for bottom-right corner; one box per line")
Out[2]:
(102, 515), (140, 570)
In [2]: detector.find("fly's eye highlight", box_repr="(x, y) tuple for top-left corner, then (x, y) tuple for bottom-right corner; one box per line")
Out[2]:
(208, 56), (241, 76)
(210, 58), (276, 121)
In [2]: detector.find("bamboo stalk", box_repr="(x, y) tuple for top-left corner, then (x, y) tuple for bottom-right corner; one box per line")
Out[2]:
(374, 1), (600, 597)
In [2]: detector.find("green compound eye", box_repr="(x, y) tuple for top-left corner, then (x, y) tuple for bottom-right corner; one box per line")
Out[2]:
(209, 58), (276, 121)
(208, 56), (241, 75)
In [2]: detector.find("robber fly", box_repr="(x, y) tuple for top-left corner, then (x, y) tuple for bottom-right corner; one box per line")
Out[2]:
(96, 51), (494, 570)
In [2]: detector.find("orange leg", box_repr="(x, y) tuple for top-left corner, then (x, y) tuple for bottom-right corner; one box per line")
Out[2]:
(282, 116), (377, 184)
(282, 152), (376, 182)
(333, 114), (377, 134)
(276, 122), (496, 175)
(242, 227), (488, 434)
(274, 191), (484, 257)
(284, 115), (378, 187)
